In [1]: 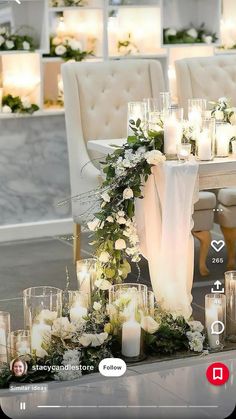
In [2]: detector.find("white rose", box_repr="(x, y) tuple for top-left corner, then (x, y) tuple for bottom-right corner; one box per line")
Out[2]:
(2, 105), (12, 114)
(123, 188), (134, 200)
(145, 150), (166, 165)
(141, 316), (159, 334)
(0, 27), (7, 35)
(36, 309), (58, 323)
(165, 28), (177, 37)
(87, 218), (100, 231)
(188, 320), (204, 333)
(5, 40), (14, 49)
(118, 211), (125, 217)
(21, 97), (31, 109)
(202, 35), (213, 44)
(91, 332), (108, 347)
(68, 39), (82, 51)
(55, 44), (66, 55)
(52, 36), (62, 46)
(95, 278), (111, 290)
(106, 216), (114, 223)
(117, 217), (126, 225)
(186, 28), (198, 39)
(93, 302), (102, 311)
(115, 239), (126, 250)
(22, 41), (30, 50)
(101, 192), (110, 202)
(214, 110), (224, 121)
(79, 334), (92, 347)
(0, 35), (5, 46)
(99, 251), (110, 263)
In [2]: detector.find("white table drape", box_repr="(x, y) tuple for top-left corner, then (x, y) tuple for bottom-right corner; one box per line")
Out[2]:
(135, 160), (199, 319)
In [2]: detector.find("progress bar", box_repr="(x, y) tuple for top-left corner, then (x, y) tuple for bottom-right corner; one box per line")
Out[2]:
(37, 405), (219, 409)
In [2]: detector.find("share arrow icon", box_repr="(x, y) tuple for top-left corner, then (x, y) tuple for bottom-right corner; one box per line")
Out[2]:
(211, 280), (224, 294)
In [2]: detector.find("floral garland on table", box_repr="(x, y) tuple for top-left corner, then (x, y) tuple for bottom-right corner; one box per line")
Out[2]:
(49, 0), (86, 6)
(48, 36), (93, 61)
(0, 27), (35, 51)
(87, 119), (165, 283)
(164, 23), (217, 45)
(1, 95), (39, 115)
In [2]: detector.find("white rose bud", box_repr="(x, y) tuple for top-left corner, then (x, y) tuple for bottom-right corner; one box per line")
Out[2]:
(106, 216), (114, 223)
(186, 28), (198, 39)
(115, 239), (126, 250)
(123, 188), (134, 200)
(101, 192), (110, 202)
(55, 45), (66, 56)
(99, 251), (110, 263)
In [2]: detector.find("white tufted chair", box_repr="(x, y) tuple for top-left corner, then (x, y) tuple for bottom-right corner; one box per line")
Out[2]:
(175, 55), (236, 269)
(62, 59), (165, 261)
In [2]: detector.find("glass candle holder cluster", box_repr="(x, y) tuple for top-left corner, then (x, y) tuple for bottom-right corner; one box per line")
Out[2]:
(205, 293), (226, 351)
(0, 311), (10, 363)
(23, 286), (62, 357)
(10, 330), (31, 359)
(225, 271), (236, 341)
(109, 283), (148, 362)
(76, 258), (97, 304)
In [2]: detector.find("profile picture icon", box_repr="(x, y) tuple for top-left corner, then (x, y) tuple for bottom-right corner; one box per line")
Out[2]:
(10, 358), (28, 377)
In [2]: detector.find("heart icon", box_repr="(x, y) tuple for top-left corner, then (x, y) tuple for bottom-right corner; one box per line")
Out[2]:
(211, 240), (225, 253)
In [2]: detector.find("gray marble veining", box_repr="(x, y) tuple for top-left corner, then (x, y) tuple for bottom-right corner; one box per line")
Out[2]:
(0, 114), (72, 225)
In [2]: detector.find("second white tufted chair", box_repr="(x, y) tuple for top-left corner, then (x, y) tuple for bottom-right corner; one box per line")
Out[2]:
(62, 59), (165, 261)
(175, 55), (236, 269)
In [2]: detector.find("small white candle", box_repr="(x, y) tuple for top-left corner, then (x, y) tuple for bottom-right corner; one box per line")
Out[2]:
(164, 115), (182, 155)
(31, 322), (51, 357)
(197, 129), (212, 160)
(122, 316), (141, 358)
(70, 305), (87, 322)
(216, 124), (232, 157)
(205, 305), (222, 349)
(0, 326), (7, 362)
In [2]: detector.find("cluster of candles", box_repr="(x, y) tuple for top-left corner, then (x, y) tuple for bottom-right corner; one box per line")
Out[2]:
(127, 95), (236, 161)
(1, 262), (236, 363)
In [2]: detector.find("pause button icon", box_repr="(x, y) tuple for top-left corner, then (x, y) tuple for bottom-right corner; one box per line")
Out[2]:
(20, 402), (26, 410)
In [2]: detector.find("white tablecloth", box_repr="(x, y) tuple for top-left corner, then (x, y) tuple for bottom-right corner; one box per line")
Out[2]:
(135, 160), (199, 319)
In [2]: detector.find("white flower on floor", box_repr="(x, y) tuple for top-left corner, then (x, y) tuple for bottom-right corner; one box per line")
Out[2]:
(95, 278), (111, 290)
(115, 239), (126, 250)
(188, 320), (204, 333)
(145, 150), (166, 165)
(141, 316), (160, 334)
(5, 40), (14, 49)
(2, 105), (12, 114)
(99, 251), (110, 263)
(87, 218), (100, 231)
(93, 301), (102, 311)
(101, 192), (110, 202)
(186, 28), (198, 39)
(55, 44), (66, 55)
(123, 188), (134, 200)
(22, 41), (30, 51)
(165, 28), (177, 37)
(186, 331), (205, 352)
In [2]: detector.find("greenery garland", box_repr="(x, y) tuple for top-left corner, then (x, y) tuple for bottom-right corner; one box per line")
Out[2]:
(164, 23), (217, 45)
(1, 94), (40, 115)
(47, 36), (93, 61)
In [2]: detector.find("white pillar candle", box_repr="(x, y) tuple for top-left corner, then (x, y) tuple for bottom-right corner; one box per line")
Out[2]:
(77, 270), (91, 301)
(31, 322), (51, 357)
(197, 129), (212, 160)
(205, 305), (223, 349)
(216, 124), (232, 157)
(70, 305), (87, 322)
(121, 317), (141, 358)
(164, 115), (182, 155)
(0, 326), (7, 362)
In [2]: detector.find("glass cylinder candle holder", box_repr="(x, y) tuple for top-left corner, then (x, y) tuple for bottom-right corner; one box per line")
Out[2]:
(225, 271), (236, 340)
(164, 107), (183, 158)
(205, 293), (226, 351)
(159, 91), (171, 119)
(0, 311), (10, 363)
(215, 122), (234, 157)
(147, 290), (155, 317)
(188, 98), (207, 128)
(127, 101), (147, 136)
(177, 143), (191, 163)
(76, 258), (97, 303)
(196, 118), (215, 161)
(109, 283), (147, 362)
(68, 291), (89, 323)
(23, 286), (62, 357)
(10, 330), (31, 359)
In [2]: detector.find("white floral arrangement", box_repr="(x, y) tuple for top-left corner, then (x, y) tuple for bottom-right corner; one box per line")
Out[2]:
(49, 35), (93, 61)
(164, 23), (217, 45)
(0, 27), (35, 51)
